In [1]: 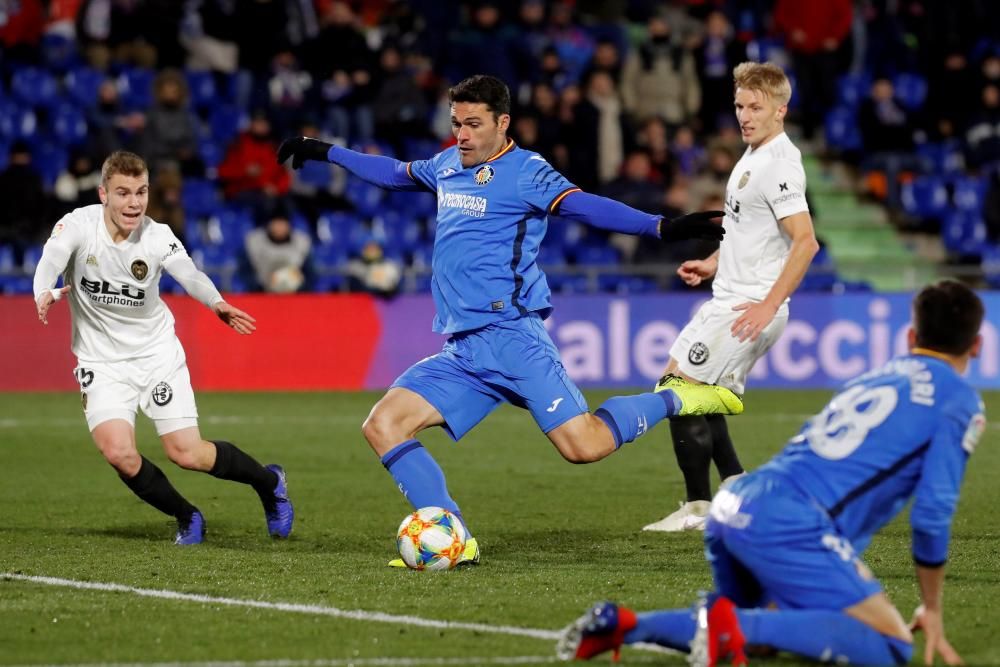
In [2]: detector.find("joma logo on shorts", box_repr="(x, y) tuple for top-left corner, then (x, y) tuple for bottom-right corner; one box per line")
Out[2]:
(79, 277), (145, 300)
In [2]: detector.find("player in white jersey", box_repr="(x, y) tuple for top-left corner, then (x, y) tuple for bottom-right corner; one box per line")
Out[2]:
(644, 62), (819, 532)
(32, 151), (293, 545)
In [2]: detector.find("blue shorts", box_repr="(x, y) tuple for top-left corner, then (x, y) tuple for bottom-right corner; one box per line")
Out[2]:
(705, 472), (883, 610)
(392, 314), (588, 441)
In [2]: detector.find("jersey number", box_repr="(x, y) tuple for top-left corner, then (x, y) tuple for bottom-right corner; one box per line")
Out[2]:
(804, 385), (898, 460)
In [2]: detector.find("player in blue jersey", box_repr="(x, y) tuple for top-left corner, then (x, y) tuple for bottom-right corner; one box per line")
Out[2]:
(278, 74), (743, 566)
(558, 280), (982, 666)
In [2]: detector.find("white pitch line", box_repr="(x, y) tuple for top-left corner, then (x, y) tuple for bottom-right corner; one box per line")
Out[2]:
(2, 573), (559, 641)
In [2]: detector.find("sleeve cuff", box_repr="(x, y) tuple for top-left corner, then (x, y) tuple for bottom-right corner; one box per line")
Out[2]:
(913, 555), (947, 568)
(548, 187), (582, 214)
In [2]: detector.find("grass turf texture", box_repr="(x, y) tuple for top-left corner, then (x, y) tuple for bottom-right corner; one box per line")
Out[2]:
(2, 390), (999, 666)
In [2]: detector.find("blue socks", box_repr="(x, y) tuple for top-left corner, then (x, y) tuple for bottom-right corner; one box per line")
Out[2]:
(737, 608), (913, 665)
(625, 609), (696, 652)
(595, 392), (678, 447)
(380, 440), (464, 525)
(626, 605), (912, 666)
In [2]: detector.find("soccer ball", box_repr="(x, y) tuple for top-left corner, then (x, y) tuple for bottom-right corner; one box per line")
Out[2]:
(396, 506), (467, 571)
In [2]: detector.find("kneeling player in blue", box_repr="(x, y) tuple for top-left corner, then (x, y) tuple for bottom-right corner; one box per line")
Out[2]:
(278, 75), (742, 566)
(557, 280), (982, 665)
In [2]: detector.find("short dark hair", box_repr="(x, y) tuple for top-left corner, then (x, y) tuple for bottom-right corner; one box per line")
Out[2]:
(448, 75), (511, 119)
(913, 280), (984, 355)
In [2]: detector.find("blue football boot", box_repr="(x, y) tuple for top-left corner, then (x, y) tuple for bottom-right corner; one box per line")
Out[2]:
(264, 464), (294, 538)
(175, 510), (205, 545)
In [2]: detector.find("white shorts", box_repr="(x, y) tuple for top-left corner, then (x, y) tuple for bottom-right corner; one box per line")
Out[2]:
(75, 340), (199, 436)
(669, 298), (788, 395)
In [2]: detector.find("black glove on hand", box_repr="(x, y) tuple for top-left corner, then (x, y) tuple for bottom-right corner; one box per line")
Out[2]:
(658, 210), (725, 243)
(276, 136), (333, 169)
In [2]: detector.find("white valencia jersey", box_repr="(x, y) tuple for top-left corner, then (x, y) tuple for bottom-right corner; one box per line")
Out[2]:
(714, 132), (809, 304)
(43, 205), (188, 363)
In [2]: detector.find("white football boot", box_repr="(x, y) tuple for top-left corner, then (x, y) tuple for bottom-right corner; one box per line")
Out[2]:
(642, 500), (711, 532)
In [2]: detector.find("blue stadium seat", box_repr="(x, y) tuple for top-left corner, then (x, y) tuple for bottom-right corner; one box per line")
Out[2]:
(952, 176), (987, 212)
(185, 69), (218, 111)
(316, 211), (362, 246)
(536, 244), (567, 267)
(181, 179), (221, 218)
(345, 178), (385, 217)
(942, 211), (988, 256)
(824, 106), (862, 152)
(547, 273), (591, 294)
(746, 37), (785, 64)
(50, 105), (89, 147)
(893, 72), (928, 111)
(572, 244), (620, 266)
(298, 159), (334, 190)
(209, 105), (245, 145)
(0, 244), (17, 272)
(158, 272), (185, 294)
(311, 243), (348, 292)
(31, 143), (68, 189)
(601, 275), (658, 294)
(190, 245), (240, 289)
(10, 67), (61, 110)
(198, 139), (225, 170)
(900, 175), (949, 219)
(403, 138), (441, 162)
(207, 206), (254, 250)
(116, 68), (155, 111)
(836, 73), (871, 109)
(21, 245), (43, 273)
(374, 211), (423, 253)
(64, 66), (105, 108)
(980, 243), (1000, 288)
(0, 104), (39, 141)
(915, 140), (965, 175)
(41, 33), (79, 72)
(387, 189), (436, 218)
(2, 275), (34, 294)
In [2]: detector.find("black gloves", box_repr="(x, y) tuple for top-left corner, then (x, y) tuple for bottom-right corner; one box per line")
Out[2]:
(276, 136), (333, 169)
(658, 210), (725, 243)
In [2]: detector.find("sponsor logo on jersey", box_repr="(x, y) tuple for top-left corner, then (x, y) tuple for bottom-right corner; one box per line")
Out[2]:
(437, 187), (488, 218)
(162, 242), (183, 262)
(738, 171), (751, 189)
(50, 222), (65, 238)
(770, 183), (804, 206)
(474, 164), (495, 185)
(130, 259), (148, 281)
(152, 382), (173, 406)
(86, 255), (97, 266)
(688, 342), (710, 365)
(79, 277), (145, 306)
(546, 397), (564, 413)
(491, 300), (504, 311)
(442, 167), (457, 177)
(725, 195), (741, 223)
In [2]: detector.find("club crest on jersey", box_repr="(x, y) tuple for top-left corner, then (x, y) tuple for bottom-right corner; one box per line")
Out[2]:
(86, 255), (97, 266)
(152, 382), (173, 406)
(130, 259), (148, 281)
(738, 171), (751, 189)
(474, 164), (495, 186)
(688, 342), (710, 365)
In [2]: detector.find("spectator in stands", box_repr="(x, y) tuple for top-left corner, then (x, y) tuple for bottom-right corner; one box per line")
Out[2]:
(245, 208), (312, 293)
(218, 110), (290, 209)
(346, 236), (402, 298)
(925, 50), (976, 141)
(139, 69), (201, 175)
(586, 38), (624, 85)
(0, 0), (44, 63)
(964, 83), (1000, 170)
(86, 78), (144, 159)
(671, 125), (705, 178)
(180, 0), (239, 74)
(538, 45), (572, 93)
(53, 151), (102, 217)
(773, 0), (853, 141)
(576, 70), (626, 187)
(512, 0), (552, 90)
(600, 149), (663, 215)
(267, 50), (313, 139)
(636, 116), (677, 184)
(859, 77), (922, 207)
(985, 169), (1000, 243)
(621, 14), (701, 128)
(448, 2), (517, 87)
(0, 141), (48, 263)
(694, 11), (744, 134)
(372, 44), (430, 154)
(545, 1), (595, 85)
(145, 167), (186, 242)
(689, 142), (735, 211)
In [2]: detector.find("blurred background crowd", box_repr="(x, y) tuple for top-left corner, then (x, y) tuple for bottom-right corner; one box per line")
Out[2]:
(0, 0), (998, 295)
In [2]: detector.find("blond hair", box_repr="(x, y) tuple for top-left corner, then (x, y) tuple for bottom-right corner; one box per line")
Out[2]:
(733, 61), (792, 106)
(101, 151), (148, 186)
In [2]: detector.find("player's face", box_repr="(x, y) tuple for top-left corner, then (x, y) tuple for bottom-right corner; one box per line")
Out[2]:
(734, 87), (787, 149)
(451, 102), (510, 167)
(99, 172), (149, 242)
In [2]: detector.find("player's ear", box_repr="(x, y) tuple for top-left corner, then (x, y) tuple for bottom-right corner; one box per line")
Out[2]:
(98, 185), (108, 206)
(497, 113), (511, 134)
(775, 103), (788, 122)
(970, 334), (983, 359)
(906, 327), (916, 350)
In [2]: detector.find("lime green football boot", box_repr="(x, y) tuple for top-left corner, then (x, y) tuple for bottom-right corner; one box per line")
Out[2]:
(654, 374), (744, 416)
(388, 537), (480, 568)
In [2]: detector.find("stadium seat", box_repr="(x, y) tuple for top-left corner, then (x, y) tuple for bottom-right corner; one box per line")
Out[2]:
(198, 139), (225, 170)
(345, 178), (385, 217)
(207, 207), (255, 250)
(116, 68), (155, 111)
(952, 176), (987, 212)
(1, 275), (34, 294)
(50, 105), (89, 147)
(185, 69), (218, 111)
(900, 175), (949, 220)
(374, 211), (423, 253)
(836, 73), (871, 109)
(21, 245), (43, 273)
(0, 104), (39, 141)
(980, 243), (1000, 288)
(64, 66), (105, 108)
(536, 244), (567, 267)
(0, 244), (17, 272)
(298, 159), (334, 190)
(572, 244), (620, 266)
(915, 140), (965, 175)
(942, 211), (988, 256)
(208, 105), (245, 145)
(316, 211), (361, 245)
(41, 33), (79, 72)
(824, 106), (862, 153)
(181, 179), (222, 219)
(190, 245), (240, 290)
(893, 72), (928, 111)
(31, 143), (68, 189)
(10, 67), (61, 110)
(311, 243), (348, 292)
(547, 273), (591, 294)
(387, 189), (436, 219)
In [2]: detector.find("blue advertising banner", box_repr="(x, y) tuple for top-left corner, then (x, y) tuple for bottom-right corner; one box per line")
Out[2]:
(372, 293), (1000, 389)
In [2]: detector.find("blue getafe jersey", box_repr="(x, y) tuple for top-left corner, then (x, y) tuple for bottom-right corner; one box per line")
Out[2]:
(407, 140), (580, 334)
(762, 353), (985, 565)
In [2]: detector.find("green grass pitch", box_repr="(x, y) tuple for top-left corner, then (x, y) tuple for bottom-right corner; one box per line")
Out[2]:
(2, 390), (999, 666)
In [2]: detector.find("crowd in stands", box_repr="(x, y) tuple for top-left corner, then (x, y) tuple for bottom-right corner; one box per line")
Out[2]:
(0, 0), (998, 295)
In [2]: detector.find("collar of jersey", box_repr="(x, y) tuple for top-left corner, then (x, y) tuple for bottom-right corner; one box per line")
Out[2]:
(484, 138), (516, 163)
(911, 347), (954, 363)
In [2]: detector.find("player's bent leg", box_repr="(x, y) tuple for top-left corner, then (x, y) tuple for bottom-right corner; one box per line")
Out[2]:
(159, 425), (216, 471)
(362, 387), (445, 456)
(547, 413), (618, 463)
(91, 418), (142, 476)
(845, 592), (913, 643)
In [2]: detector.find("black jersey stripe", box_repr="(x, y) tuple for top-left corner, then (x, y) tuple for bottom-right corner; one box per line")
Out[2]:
(509, 214), (530, 317)
(827, 441), (930, 519)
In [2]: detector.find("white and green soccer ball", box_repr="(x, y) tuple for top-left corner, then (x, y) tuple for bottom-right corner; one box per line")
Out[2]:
(396, 506), (467, 571)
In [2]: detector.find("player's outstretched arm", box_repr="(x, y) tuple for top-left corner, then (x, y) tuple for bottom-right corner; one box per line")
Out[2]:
(35, 285), (70, 325)
(677, 251), (720, 286)
(165, 256), (255, 334)
(276, 136), (424, 191)
(33, 221), (79, 324)
(910, 565), (963, 666)
(555, 190), (724, 242)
